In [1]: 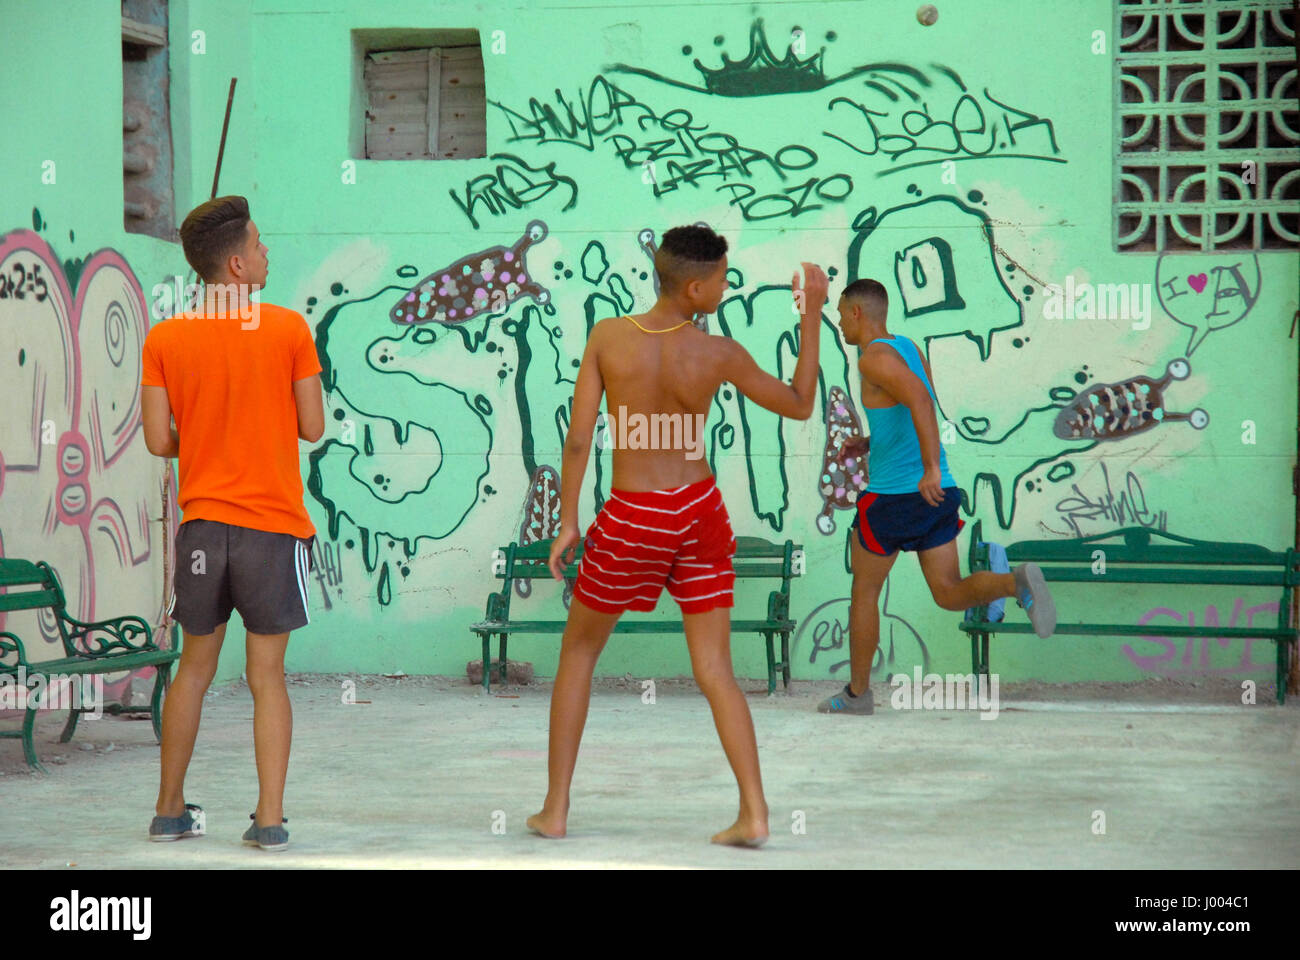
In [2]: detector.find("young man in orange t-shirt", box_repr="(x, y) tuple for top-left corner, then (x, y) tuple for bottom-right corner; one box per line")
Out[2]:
(140, 196), (324, 850)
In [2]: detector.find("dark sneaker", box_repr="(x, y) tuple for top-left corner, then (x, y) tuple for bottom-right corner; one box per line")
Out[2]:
(149, 803), (204, 842)
(817, 683), (875, 715)
(1013, 563), (1057, 638)
(242, 814), (289, 851)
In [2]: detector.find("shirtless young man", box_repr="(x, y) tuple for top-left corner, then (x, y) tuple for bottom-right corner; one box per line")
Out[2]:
(526, 225), (828, 845)
(818, 278), (1056, 716)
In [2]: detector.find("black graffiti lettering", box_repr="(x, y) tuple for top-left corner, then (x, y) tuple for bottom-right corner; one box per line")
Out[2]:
(774, 144), (818, 171)
(450, 153), (577, 229)
(809, 616), (847, 664)
(825, 87), (1060, 169)
(491, 75), (652, 150)
(715, 174), (853, 222)
(825, 97), (888, 156)
(815, 173), (853, 201)
(1206, 263), (1259, 319)
(494, 73), (855, 222)
(1160, 275), (1188, 301)
(716, 182), (756, 207)
(1053, 463), (1168, 537)
(655, 158), (716, 194)
(951, 93), (996, 157)
(984, 88), (1060, 154)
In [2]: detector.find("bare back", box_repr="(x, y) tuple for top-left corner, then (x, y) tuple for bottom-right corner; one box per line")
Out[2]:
(594, 315), (729, 491)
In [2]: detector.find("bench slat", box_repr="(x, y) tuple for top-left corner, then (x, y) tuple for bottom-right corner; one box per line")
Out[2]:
(497, 565), (792, 580)
(504, 536), (792, 561)
(2, 649), (179, 675)
(1030, 569), (1290, 586)
(0, 588), (64, 612)
(960, 622), (1294, 639)
(471, 619), (793, 634)
(1006, 541), (1290, 567)
(0, 559), (48, 588)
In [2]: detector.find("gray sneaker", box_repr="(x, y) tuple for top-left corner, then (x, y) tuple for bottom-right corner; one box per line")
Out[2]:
(817, 683), (875, 715)
(149, 803), (204, 842)
(1013, 563), (1057, 638)
(242, 814), (289, 851)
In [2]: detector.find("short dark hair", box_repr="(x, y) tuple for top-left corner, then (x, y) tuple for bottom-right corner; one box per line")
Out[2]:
(179, 195), (251, 282)
(655, 224), (727, 292)
(842, 278), (888, 317)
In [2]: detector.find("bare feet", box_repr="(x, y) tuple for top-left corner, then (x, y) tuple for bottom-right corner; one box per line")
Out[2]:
(711, 815), (769, 848)
(526, 809), (567, 839)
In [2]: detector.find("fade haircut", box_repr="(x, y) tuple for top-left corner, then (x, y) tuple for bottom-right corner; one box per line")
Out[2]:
(842, 278), (888, 318)
(655, 224), (728, 293)
(179, 195), (251, 282)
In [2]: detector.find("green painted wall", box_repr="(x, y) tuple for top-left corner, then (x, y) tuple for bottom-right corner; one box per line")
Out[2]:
(2, 0), (1296, 694)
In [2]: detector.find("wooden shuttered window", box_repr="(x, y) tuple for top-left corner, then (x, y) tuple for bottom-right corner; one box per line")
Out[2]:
(364, 46), (486, 160)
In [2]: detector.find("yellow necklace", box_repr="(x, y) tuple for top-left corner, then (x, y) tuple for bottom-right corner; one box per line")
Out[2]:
(625, 314), (693, 334)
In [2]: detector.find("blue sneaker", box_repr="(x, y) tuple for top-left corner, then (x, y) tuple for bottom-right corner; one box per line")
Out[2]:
(1013, 563), (1057, 638)
(149, 803), (204, 842)
(242, 813), (289, 851)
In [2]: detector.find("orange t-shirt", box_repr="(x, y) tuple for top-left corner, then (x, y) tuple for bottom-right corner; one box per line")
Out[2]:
(141, 302), (321, 538)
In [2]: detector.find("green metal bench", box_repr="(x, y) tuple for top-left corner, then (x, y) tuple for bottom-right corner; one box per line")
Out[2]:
(471, 536), (802, 694)
(959, 521), (1300, 704)
(0, 558), (180, 771)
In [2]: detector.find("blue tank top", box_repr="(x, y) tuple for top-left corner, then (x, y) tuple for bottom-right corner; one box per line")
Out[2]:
(863, 336), (956, 494)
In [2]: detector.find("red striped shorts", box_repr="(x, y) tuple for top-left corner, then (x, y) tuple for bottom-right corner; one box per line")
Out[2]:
(572, 476), (736, 615)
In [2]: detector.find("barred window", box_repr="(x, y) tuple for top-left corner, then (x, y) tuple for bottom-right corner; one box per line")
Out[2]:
(1116, 0), (1298, 252)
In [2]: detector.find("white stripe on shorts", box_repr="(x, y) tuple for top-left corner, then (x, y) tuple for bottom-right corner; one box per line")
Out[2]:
(295, 541), (310, 626)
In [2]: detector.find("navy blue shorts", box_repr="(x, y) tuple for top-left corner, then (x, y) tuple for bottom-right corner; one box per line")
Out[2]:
(850, 487), (965, 556)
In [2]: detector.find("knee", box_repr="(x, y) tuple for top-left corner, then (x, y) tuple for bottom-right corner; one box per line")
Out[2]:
(932, 584), (965, 611)
(176, 659), (218, 689)
(850, 581), (882, 605)
(691, 658), (722, 686)
(245, 663), (286, 695)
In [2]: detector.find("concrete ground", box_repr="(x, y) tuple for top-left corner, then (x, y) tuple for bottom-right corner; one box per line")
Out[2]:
(2, 674), (1297, 869)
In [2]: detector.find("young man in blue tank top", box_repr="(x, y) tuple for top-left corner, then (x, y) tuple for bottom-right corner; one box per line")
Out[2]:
(819, 279), (1056, 715)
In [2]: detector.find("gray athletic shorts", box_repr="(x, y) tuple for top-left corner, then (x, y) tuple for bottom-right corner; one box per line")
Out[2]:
(167, 519), (315, 635)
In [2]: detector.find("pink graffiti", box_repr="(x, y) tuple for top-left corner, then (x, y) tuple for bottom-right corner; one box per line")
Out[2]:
(0, 228), (177, 703)
(1125, 597), (1281, 674)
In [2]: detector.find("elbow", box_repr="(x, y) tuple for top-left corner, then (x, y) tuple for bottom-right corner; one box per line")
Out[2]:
(300, 423), (324, 443)
(564, 436), (592, 459)
(787, 390), (816, 421)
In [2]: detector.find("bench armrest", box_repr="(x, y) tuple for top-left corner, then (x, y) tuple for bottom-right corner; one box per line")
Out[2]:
(0, 630), (30, 671)
(767, 589), (790, 623)
(58, 613), (155, 658)
(484, 590), (511, 624)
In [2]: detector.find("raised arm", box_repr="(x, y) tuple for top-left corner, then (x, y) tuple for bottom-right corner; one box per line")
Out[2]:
(720, 262), (827, 420)
(859, 345), (944, 506)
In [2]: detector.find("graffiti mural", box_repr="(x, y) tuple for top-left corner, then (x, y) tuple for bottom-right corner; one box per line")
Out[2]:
(79, 3), (1282, 693)
(1155, 253), (1262, 355)
(390, 220), (550, 324)
(792, 577), (929, 680)
(1052, 359), (1209, 441)
(815, 386), (868, 535)
(0, 222), (176, 703)
(1127, 599), (1282, 675)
